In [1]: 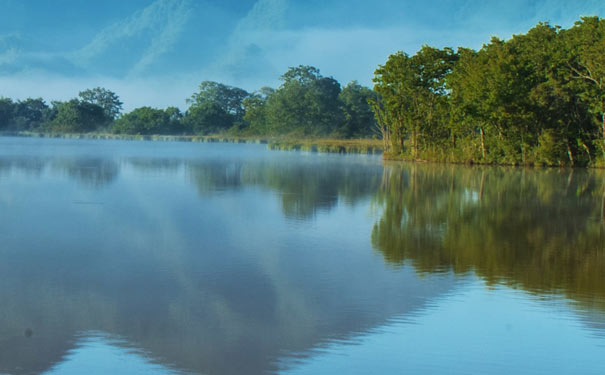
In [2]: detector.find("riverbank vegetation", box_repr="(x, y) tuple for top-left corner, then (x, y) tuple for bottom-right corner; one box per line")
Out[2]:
(374, 16), (605, 167)
(1, 16), (604, 165)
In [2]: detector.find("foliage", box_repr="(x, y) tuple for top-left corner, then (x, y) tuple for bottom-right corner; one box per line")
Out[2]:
(374, 16), (605, 166)
(112, 106), (182, 135)
(49, 99), (108, 133)
(373, 46), (457, 155)
(78, 87), (123, 120)
(261, 65), (344, 136)
(1, 69), (376, 141)
(182, 102), (233, 135)
(338, 81), (378, 138)
(184, 81), (249, 135)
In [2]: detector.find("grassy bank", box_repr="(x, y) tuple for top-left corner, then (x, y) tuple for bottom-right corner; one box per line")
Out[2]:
(267, 138), (384, 154)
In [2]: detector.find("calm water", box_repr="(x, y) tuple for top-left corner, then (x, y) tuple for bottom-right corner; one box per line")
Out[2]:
(0, 137), (604, 375)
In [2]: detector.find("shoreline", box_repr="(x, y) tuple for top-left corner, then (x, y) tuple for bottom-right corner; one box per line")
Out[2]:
(0, 131), (384, 155)
(4, 132), (599, 168)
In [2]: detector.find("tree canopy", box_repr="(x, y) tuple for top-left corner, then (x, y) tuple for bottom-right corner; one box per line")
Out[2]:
(78, 87), (123, 120)
(374, 16), (605, 166)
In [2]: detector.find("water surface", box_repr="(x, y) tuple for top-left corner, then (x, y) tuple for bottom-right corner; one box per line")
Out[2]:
(0, 137), (603, 375)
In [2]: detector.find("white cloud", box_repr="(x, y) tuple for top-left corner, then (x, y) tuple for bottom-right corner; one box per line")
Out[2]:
(0, 32), (21, 67)
(197, 0), (288, 87)
(71, 0), (192, 76)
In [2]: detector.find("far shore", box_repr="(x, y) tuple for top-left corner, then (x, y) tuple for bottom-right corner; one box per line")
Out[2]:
(0, 131), (385, 155)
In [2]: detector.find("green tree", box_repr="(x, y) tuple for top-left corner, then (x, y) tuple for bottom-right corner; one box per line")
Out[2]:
(242, 87), (275, 135)
(182, 103), (233, 135)
(78, 87), (123, 120)
(373, 46), (457, 156)
(112, 106), (171, 135)
(165, 106), (187, 134)
(11, 98), (52, 131)
(264, 65), (344, 136)
(337, 81), (377, 138)
(187, 81), (249, 122)
(184, 81), (250, 135)
(50, 99), (108, 133)
(562, 17), (605, 158)
(0, 98), (14, 130)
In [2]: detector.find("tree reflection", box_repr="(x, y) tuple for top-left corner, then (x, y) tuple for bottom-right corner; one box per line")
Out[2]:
(372, 164), (605, 308)
(187, 159), (383, 219)
(52, 158), (119, 188)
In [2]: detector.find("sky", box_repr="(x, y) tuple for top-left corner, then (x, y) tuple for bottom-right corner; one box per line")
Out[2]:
(0, 0), (603, 111)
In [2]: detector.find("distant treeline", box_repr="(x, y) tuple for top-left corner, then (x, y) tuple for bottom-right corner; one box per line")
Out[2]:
(373, 16), (605, 166)
(0, 66), (377, 139)
(2, 17), (604, 166)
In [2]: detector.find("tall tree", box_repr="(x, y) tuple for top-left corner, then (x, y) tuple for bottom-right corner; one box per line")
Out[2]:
(373, 46), (457, 156)
(0, 98), (14, 130)
(50, 99), (108, 133)
(78, 87), (123, 120)
(264, 65), (344, 136)
(112, 107), (171, 135)
(185, 81), (250, 135)
(338, 81), (377, 138)
(187, 81), (249, 122)
(562, 17), (605, 156)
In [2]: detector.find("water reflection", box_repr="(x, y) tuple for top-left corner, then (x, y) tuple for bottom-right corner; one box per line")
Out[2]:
(284, 279), (605, 375)
(44, 332), (183, 375)
(371, 164), (605, 310)
(0, 138), (448, 375)
(184, 160), (382, 218)
(0, 137), (604, 375)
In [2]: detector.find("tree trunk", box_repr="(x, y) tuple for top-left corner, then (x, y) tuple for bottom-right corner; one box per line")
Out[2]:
(602, 111), (605, 157)
(600, 101), (605, 158)
(411, 126), (417, 158)
(521, 133), (526, 164)
(581, 141), (592, 164)
(567, 143), (574, 165)
(479, 126), (486, 160)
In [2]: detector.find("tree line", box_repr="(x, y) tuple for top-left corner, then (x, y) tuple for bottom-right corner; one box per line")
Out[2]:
(2, 16), (603, 166)
(373, 16), (605, 166)
(0, 66), (377, 139)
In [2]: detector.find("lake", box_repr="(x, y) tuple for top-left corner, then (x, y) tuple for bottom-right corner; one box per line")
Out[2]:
(0, 136), (604, 375)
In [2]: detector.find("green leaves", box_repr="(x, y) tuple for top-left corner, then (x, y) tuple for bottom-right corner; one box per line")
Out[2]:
(78, 87), (123, 120)
(374, 17), (605, 166)
(51, 99), (108, 133)
(373, 46), (457, 155)
(112, 107), (181, 135)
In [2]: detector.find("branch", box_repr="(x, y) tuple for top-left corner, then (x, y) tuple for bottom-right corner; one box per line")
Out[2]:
(568, 61), (601, 88)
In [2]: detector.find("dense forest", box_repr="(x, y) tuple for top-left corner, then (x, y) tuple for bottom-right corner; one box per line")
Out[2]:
(373, 16), (605, 166)
(1, 16), (604, 166)
(0, 67), (377, 139)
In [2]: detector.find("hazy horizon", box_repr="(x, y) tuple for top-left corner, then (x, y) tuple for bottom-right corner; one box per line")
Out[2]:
(1, 0), (603, 111)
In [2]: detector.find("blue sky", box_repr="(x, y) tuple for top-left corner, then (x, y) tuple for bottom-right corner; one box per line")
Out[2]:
(0, 0), (603, 110)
